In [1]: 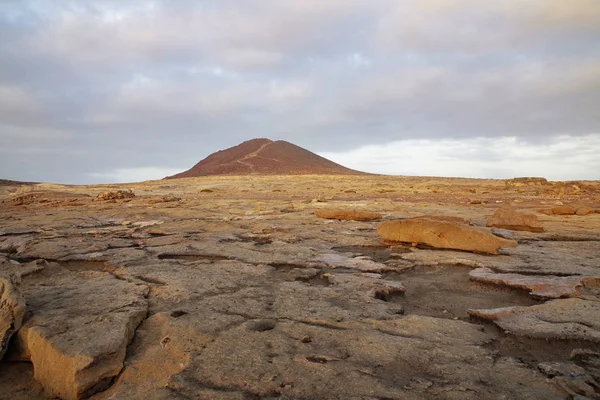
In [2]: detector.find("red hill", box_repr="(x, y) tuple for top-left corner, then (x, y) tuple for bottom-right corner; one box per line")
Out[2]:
(165, 138), (365, 178)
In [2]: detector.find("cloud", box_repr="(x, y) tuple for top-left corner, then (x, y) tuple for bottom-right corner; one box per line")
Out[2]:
(373, 0), (600, 53)
(89, 167), (183, 183)
(319, 134), (600, 180)
(0, 0), (598, 183)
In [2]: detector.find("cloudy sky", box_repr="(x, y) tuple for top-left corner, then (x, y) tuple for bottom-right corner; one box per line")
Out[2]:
(1, 0), (599, 183)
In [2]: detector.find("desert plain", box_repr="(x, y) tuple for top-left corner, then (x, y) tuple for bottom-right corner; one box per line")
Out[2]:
(1, 174), (600, 399)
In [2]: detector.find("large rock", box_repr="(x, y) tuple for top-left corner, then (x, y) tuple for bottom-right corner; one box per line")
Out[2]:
(469, 298), (600, 342)
(469, 267), (597, 298)
(0, 273), (26, 360)
(12, 264), (148, 400)
(314, 209), (381, 221)
(377, 218), (518, 254)
(552, 206), (576, 215)
(486, 206), (544, 232)
(576, 207), (594, 216)
(412, 215), (471, 225)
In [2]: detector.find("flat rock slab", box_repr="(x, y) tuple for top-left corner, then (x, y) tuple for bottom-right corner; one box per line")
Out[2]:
(12, 264), (148, 400)
(469, 267), (599, 299)
(470, 298), (600, 342)
(378, 218), (518, 254)
(162, 316), (565, 399)
(0, 273), (26, 360)
(314, 210), (381, 221)
(311, 253), (389, 272)
(486, 206), (544, 232)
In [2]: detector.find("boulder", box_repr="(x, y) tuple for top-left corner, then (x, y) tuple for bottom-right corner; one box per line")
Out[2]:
(0, 273), (26, 360)
(538, 209), (553, 215)
(552, 206), (576, 215)
(576, 207), (594, 216)
(12, 265), (148, 400)
(377, 218), (517, 254)
(314, 210), (381, 221)
(469, 298), (600, 342)
(486, 206), (544, 232)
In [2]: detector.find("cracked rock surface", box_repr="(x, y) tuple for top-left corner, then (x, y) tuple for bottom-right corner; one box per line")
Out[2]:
(1, 175), (599, 399)
(0, 272), (25, 360)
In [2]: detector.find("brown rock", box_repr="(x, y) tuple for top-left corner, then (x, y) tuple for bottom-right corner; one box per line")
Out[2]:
(315, 210), (381, 221)
(1, 273), (26, 360)
(94, 190), (135, 201)
(505, 177), (549, 187)
(469, 267), (592, 298)
(412, 215), (470, 225)
(571, 349), (600, 382)
(468, 199), (486, 205)
(147, 195), (181, 204)
(538, 209), (553, 215)
(12, 264), (148, 400)
(537, 362), (598, 398)
(576, 207), (594, 216)
(486, 206), (544, 232)
(552, 206), (576, 215)
(377, 218), (517, 254)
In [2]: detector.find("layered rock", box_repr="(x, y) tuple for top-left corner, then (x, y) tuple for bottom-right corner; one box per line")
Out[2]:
(412, 215), (471, 225)
(12, 264), (148, 400)
(0, 273), (26, 360)
(486, 206), (544, 232)
(469, 298), (600, 342)
(469, 267), (598, 298)
(314, 210), (381, 221)
(377, 218), (518, 254)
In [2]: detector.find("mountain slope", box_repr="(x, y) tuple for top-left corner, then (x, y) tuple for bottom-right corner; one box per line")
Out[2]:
(165, 138), (364, 178)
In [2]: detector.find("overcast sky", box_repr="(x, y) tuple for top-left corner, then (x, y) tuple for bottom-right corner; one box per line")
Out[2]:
(1, 1), (599, 183)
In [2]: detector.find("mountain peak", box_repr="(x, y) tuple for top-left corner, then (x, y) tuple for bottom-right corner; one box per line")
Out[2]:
(165, 138), (364, 178)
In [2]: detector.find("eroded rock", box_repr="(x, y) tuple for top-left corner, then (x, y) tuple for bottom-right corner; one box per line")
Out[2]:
(412, 215), (471, 225)
(552, 206), (576, 215)
(486, 206), (544, 232)
(468, 267), (596, 298)
(314, 210), (381, 221)
(469, 298), (600, 342)
(377, 218), (518, 254)
(94, 190), (135, 201)
(576, 207), (595, 216)
(0, 273), (26, 360)
(12, 264), (149, 399)
(537, 362), (599, 398)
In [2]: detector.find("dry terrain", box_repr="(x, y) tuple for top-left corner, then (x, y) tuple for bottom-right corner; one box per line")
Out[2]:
(1, 175), (600, 399)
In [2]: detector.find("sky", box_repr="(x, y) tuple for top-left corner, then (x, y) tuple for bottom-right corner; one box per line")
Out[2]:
(0, 0), (599, 184)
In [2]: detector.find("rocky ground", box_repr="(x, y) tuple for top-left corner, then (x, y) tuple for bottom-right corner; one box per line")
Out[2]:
(1, 175), (600, 400)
